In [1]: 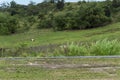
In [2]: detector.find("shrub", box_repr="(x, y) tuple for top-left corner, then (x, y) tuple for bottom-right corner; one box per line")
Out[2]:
(37, 13), (54, 29)
(53, 11), (79, 30)
(27, 16), (36, 26)
(53, 12), (66, 30)
(53, 3), (111, 31)
(112, 0), (120, 8)
(38, 18), (53, 29)
(77, 3), (111, 28)
(0, 13), (19, 35)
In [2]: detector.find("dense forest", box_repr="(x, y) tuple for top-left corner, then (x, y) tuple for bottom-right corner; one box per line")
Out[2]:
(0, 0), (120, 35)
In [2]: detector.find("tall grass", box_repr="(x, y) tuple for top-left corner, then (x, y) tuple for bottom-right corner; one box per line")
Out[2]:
(54, 39), (120, 56)
(0, 39), (120, 57)
(90, 39), (120, 55)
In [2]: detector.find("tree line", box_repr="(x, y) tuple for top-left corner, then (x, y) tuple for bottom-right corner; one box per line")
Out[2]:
(0, 0), (120, 35)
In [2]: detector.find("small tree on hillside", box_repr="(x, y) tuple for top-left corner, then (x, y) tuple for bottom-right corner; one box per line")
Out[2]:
(10, 0), (18, 16)
(104, 6), (111, 17)
(56, 0), (65, 10)
(50, 0), (55, 3)
(112, 0), (120, 8)
(0, 13), (19, 35)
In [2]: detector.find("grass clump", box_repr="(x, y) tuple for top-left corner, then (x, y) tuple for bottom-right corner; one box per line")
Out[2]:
(90, 39), (120, 55)
(54, 39), (120, 56)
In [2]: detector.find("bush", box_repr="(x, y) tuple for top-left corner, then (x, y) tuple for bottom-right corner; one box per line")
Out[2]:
(27, 16), (36, 26)
(38, 18), (53, 29)
(112, 0), (120, 8)
(53, 11), (79, 30)
(37, 12), (54, 29)
(77, 3), (111, 28)
(53, 12), (66, 30)
(52, 3), (111, 31)
(0, 13), (19, 35)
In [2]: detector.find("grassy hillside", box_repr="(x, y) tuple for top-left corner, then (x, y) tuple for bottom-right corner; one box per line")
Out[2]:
(0, 22), (120, 48)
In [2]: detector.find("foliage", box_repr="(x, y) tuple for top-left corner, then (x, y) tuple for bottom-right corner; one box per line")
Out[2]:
(112, 0), (120, 8)
(78, 3), (111, 28)
(38, 18), (53, 29)
(90, 39), (120, 55)
(1, 38), (120, 57)
(0, 13), (19, 35)
(0, 0), (120, 32)
(53, 12), (66, 30)
(58, 42), (88, 56)
(27, 16), (36, 26)
(104, 6), (111, 17)
(53, 11), (79, 30)
(53, 39), (120, 56)
(0, 12), (30, 35)
(38, 13), (53, 29)
(0, 21), (120, 57)
(56, 0), (65, 10)
(0, 22), (119, 48)
(0, 42), (29, 57)
(53, 2), (112, 30)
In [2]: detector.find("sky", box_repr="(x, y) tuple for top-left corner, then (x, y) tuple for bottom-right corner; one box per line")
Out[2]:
(0, 0), (80, 5)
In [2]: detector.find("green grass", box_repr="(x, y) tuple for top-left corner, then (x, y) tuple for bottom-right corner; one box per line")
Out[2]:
(53, 39), (120, 56)
(0, 22), (120, 48)
(1, 58), (120, 80)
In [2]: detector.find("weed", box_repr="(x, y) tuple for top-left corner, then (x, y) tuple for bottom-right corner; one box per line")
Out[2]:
(54, 39), (120, 56)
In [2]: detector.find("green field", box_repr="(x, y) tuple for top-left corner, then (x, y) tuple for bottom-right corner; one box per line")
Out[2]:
(0, 22), (120, 48)
(1, 58), (120, 80)
(0, 1), (120, 79)
(0, 22), (120, 79)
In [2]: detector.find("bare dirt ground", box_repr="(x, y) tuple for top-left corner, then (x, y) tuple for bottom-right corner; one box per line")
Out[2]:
(7, 57), (120, 69)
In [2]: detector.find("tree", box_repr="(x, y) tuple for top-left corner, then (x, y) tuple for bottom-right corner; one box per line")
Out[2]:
(50, 0), (55, 3)
(112, 0), (120, 8)
(9, 0), (18, 16)
(43, 0), (55, 3)
(27, 1), (39, 15)
(79, 3), (111, 28)
(53, 12), (66, 30)
(56, 0), (65, 10)
(0, 13), (19, 35)
(0, 2), (9, 12)
(0, 2), (9, 9)
(10, 0), (17, 8)
(28, 1), (36, 6)
(104, 6), (111, 17)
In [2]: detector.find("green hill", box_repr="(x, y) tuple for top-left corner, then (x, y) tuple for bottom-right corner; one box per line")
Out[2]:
(0, 1), (120, 57)
(0, 22), (120, 48)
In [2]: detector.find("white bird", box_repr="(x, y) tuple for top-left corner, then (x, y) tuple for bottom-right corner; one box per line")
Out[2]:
(31, 39), (35, 42)
(28, 62), (33, 65)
